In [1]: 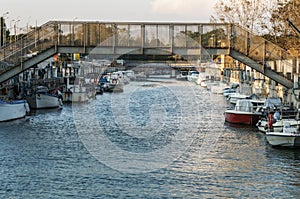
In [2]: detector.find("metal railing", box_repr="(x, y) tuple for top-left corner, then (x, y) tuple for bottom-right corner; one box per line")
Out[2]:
(0, 21), (297, 85)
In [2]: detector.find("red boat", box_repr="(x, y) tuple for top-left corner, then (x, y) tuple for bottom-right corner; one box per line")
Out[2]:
(224, 99), (264, 125)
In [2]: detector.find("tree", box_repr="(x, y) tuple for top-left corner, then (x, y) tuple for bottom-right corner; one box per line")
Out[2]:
(212, 0), (278, 35)
(269, 0), (300, 54)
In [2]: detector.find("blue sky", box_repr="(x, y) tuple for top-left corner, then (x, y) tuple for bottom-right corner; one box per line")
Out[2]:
(1, 0), (218, 30)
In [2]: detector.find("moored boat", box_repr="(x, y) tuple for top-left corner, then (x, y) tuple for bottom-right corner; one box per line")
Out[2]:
(266, 123), (300, 147)
(62, 77), (96, 102)
(223, 87), (236, 97)
(227, 93), (263, 104)
(63, 85), (95, 102)
(176, 71), (188, 81)
(256, 97), (297, 133)
(187, 70), (199, 82)
(0, 99), (30, 122)
(257, 118), (300, 133)
(98, 74), (124, 93)
(224, 99), (265, 125)
(26, 86), (63, 109)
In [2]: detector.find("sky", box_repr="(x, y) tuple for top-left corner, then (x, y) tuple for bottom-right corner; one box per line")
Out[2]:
(1, 0), (218, 31)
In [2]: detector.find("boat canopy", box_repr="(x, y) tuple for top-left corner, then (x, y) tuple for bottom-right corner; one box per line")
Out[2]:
(264, 97), (282, 108)
(234, 99), (259, 112)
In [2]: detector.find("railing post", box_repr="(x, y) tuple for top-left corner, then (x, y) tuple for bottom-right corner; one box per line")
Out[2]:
(20, 37), (23, 70)
(113, 23), (117, 54)
(55, 23), (59, 52)
(199, 24), (203, 61)
(141, 24), (145, 54)
(263, 40), (266, 73)
(229, 24), (234, 50)
(72, 21), (74, 45)
(170, 24), (174, 54)
(185, 24), (187, 48)
(83, 23), (86, 53)
(246, 30), (250, 56)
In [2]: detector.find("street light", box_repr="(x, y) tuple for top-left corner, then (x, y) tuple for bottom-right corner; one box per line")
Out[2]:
(14, 18), (20, 42)
(1, 12), (9, 46)
(72, 17), (77, 45)
(9, 19), (15, 43)
(26, 16), (31, 33)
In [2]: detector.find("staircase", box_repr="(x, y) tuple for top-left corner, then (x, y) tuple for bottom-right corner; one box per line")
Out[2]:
(229, 25), (295, 88)
(0, 21), (58, 83)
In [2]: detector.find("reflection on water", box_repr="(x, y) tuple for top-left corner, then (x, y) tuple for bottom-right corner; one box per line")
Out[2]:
(0, 80), (299, 198)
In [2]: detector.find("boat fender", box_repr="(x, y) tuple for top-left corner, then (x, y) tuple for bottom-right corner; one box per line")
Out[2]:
(58, 99), (63, 106)
(24, 102), (30, 113)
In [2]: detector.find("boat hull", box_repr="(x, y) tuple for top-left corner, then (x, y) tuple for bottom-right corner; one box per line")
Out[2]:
(225, 110), (262, 125)
(266, 132), (300, 147)
(257, 119), (300, 133)
(102, 82), (124, 92)
(63, 91), (95, 102)
(26, 94), (61, 109)
(0, 100), (29, 122)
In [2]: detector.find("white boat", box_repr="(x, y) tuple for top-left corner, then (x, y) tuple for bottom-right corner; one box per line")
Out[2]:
(227, 93), (249, 104)
(63, 77), (96, 102)
(210, 82), (229, 94)
(26, 86), (63, 109)
(227, 93), (263, 104)
(99, 75), (124, 93)
(0, 99), (30, 122)
(266, 122), (300, 147)
(122, 70), (136, 81)
(223, 87), (236, 97)
(257, 118), (300, 133)
(223, 83), (239, 97)
(256, 97), (297, 133)
(176, 71), (188, 81)
(199, 80), (208, 88)
(64, 85), (95, 102)
(187, 70), (199, 82)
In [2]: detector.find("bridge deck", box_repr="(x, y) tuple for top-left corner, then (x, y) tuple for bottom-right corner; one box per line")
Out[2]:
(0, 21), (296, 88)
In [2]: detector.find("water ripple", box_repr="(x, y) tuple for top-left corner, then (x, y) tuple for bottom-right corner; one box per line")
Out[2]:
(0, 80), (299, 198)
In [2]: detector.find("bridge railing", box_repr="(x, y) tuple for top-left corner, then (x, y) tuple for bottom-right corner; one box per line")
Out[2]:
(231, 25), (296, 81)
(0, 21), (297, 84)
(55, 21), (231, 49)
(0, 21), (58, 72)
(1, 21), (232, 74)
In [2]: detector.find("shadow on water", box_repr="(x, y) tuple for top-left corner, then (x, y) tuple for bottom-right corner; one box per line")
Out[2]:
(266, 144), (300, 160)
(223, 121), (258, 131)
(224, 121), (300, 160)
(28, 107), (63, 116)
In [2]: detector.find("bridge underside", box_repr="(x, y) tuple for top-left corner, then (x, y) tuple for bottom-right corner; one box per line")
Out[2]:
(57, 46), (229, 57)
(0, 46), (231, 83)
(0, 45), (295, 89)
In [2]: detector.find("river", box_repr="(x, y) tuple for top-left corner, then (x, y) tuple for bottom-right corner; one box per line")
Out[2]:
(0, 79), (299, 198)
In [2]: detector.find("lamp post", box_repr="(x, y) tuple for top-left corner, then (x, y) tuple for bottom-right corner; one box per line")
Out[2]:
(26, 16), (31, 34)
(9, 19), (15, 43)
(72, 17), (77, 45)
(14, 19), (20, 43)
(1, 12), (9, 46)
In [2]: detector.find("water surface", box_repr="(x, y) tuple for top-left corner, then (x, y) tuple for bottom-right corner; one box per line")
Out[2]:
(0, 80), (299, 198)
